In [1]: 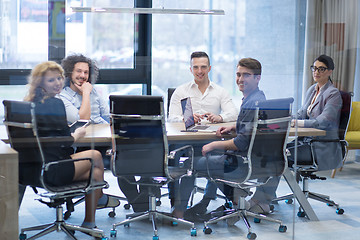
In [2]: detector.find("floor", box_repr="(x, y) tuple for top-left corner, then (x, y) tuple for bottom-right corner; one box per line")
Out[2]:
(18, 151), (360, 240)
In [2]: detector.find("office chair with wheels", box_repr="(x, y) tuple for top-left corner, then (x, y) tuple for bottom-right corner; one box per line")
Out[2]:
(108, 95), (196, 239)
(273, 91), (351, 216)
(332, 98), (359, 178)
(202, 98), (293, 239)
(3, 100), (108, 240)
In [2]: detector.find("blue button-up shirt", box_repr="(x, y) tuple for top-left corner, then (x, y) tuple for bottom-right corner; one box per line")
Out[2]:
(233, 88), (266, 152)
(59, 86), (110, 124)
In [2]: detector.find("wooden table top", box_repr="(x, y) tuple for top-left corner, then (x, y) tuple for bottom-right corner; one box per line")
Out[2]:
(0, 122), (326, 145)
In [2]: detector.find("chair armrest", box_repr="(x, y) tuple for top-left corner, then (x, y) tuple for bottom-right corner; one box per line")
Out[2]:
(167, 145), (194, 179)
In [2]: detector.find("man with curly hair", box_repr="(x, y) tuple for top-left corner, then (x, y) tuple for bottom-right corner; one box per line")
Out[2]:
(60, 53), (109, 124)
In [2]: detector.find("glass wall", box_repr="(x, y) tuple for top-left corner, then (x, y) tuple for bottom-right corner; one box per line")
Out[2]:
(152, 0), (305, 107)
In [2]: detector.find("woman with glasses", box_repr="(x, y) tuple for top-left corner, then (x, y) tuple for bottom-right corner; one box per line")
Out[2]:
(248, 55), (343, 215)
(290, 54), (343, 170)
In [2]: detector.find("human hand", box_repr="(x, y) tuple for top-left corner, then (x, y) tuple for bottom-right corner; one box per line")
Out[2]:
(203, 112), (223, 123)
(74, 81), (92, 95)
(193, 113), (203, 123)
(72, 126), (86, 142)
(202, 142), (216, 156)
(291, 119), (296, 127)
(216, 126), (233, 137)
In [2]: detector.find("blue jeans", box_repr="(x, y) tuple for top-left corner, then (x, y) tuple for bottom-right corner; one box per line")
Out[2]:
(174, 154), (248, 211)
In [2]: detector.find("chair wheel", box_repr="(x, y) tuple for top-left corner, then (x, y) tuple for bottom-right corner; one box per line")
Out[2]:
(247, 232), (257, 239)
(279, 225), (287, 232)
(285, 199), (293, 204)
(156, 200), (161, 206)
(64, 211), (71, 220)
(254, 218), (261, 223)
(225, 201), (233, 208)
(336, 208), (344, 214)
(19, 233), (27, 240)
(110, 230), (117, 237)
(269, 204), (275, 211)
(190, 228), (197, 236)
(203, 226), (212, 234)
(108, 211), (116, 217)
(152, 235), (159, 240)
(297, 211), (306, 217)
(124, 203), (131, 210)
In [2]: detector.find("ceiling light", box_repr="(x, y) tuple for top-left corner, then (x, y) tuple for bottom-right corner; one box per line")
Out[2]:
(71, 7), (225, 15)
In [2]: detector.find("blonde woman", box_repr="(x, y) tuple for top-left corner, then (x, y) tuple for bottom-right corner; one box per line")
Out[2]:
(24, 61), (117, 229)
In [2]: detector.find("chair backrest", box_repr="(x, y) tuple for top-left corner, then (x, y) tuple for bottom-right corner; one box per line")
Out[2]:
(167, 88), (176, 117)
(347, 101), (360, 132)
(248, 98), (293, 180)
(338, 91), (352, 140)
(224, 98), (293, 186)
(3, 100), (43, 187)
(109, 95), (168, 178)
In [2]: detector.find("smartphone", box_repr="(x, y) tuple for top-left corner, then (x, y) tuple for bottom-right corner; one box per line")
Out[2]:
(69, 120), (91, 133)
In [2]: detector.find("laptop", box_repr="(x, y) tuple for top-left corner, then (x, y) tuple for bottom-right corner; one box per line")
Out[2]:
(180, 97), (219, 132)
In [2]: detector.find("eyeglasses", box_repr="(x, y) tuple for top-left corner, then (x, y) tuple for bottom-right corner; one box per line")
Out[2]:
(310, 66), (328, 73)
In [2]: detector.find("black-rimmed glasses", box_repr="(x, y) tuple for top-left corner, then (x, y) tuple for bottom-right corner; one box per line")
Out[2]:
(310, 65), (328, 73)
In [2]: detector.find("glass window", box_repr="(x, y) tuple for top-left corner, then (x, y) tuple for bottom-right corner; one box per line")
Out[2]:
(66, 0), (135, 69)
(1, 0), (48, 69)
(152, 0), (304, 106)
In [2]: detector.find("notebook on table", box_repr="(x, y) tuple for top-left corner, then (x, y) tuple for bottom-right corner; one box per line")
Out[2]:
(180, 97), (219, 132)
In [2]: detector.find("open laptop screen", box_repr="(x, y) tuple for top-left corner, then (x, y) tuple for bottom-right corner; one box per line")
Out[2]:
(181, 97), (196, 130)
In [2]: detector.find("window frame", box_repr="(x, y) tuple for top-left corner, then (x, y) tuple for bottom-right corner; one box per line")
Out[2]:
(0, 0), (153, 95)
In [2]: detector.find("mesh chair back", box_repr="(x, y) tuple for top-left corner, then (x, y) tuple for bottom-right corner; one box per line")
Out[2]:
(3, 100), (43, 186)
(338, 91), (352, 140)
(248, 98), (293, 180)
(167, 88), (176, 117)
(109, 95), (168, 178)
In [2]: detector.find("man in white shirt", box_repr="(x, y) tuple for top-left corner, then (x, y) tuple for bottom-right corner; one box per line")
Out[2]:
(168, 52), (238, 123)
(168, 51), (238, 216)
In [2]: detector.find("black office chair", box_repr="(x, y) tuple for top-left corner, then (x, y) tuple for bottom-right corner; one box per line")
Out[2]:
(273, 91), (351, 216)
(108, 95), (196, 239)
(3, 100), (108, 240)
(202, 98), (293, 239)
(167, 87), (176, 117)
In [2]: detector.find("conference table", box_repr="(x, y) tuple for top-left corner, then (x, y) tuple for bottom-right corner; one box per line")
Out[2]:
(77, 122), (322, 221)
(77, 122), (326, 145)
(0, 122), (324, 222)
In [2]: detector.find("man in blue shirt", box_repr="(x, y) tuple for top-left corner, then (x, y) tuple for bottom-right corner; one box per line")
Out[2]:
(173, 58), (267, 220)
(59, 53), (119, 211)
(60, 54), (109, 124)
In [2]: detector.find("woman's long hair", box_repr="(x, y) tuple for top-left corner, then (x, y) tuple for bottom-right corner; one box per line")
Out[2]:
(24, 61), (65, 102)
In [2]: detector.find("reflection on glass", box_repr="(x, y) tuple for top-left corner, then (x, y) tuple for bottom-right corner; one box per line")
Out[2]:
(66, 0), (135, 69)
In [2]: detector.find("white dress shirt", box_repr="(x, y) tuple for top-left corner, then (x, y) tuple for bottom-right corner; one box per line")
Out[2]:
(168, 81), (238, 122)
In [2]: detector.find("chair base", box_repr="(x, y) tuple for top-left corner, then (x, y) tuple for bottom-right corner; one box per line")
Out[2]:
(203, 206), (286, 239)
(64, 193), (125, 219)
(20, 206), (105, 240)
(189, 184), (227, 207)
(273, 191), (343, 209)
(273, 176), (344, 217)
(110, 195), (196, 238)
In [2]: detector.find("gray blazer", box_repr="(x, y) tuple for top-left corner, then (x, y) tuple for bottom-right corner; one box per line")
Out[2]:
(296, 81), (343, 171)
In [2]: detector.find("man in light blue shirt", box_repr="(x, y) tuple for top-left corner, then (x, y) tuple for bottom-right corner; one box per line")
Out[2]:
(59, 53), (119, 211)
(60, 54), (109, 124)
